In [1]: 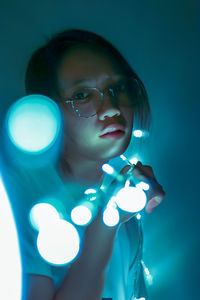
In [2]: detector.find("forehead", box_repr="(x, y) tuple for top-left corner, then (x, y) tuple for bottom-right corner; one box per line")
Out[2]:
(57, 46), (123, 88)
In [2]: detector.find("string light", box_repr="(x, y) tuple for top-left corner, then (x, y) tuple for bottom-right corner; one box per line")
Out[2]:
(102, 159), (148, 214)
(29, 157), (149, 264)
(120, 154), (150, 191)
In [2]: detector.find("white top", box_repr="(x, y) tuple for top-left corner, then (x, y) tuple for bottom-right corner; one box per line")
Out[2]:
(2, 163), (148, 300)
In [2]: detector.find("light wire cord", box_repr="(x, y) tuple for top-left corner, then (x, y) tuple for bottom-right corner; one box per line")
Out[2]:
(130, 218), (148, 299)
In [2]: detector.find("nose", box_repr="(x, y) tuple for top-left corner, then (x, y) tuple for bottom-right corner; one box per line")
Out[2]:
(98, 94), (121, 121)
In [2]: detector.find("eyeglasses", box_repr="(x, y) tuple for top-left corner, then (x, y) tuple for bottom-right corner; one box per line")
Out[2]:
(62, 76), (140, 118)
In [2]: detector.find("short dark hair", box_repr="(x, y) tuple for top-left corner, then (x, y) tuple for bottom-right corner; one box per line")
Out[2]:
(25, 28), (151, 130)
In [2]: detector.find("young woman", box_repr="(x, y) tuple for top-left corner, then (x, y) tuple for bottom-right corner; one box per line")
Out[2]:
(3, 29), (165, 300)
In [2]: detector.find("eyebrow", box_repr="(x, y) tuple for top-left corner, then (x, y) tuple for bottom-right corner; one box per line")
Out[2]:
(60, 75), (124, 89)
(60, 78), (96, 89)
(72, 78), (97, 86)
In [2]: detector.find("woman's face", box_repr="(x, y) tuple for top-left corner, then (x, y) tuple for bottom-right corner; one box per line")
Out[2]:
(57, 46), (134, 162)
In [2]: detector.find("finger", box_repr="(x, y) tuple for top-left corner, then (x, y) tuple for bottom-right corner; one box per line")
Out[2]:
(120, 164), (157, 190)
(120, 164), (132, 175)
(133, 162), (155, 179)
(145, 179), (165, 198)
(145, 197), (161, 213)
(145, 191), (165, 213)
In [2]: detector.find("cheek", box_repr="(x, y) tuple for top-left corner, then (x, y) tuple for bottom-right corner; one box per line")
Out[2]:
(63, 112), (96, 142)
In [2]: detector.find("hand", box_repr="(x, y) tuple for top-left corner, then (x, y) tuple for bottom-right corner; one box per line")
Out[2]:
(120, 161), (166, 213)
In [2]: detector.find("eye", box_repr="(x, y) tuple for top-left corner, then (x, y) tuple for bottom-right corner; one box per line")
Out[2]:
(71, 88), (93, 102)
(109, 81), (127, 96)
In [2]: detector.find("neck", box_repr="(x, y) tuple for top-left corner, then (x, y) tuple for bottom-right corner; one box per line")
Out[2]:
(57, 153), (107, 187)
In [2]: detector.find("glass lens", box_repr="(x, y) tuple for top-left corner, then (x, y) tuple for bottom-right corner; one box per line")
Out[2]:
(106, 77), (140, 108)
(67, 77), (141, 118)
(72, 88), (101, 118)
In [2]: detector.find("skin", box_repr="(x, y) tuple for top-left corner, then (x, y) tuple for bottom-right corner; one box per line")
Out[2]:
(56, 45), (165, 211)
(56, 46), (134, 186)
(24, 45), (165, 300)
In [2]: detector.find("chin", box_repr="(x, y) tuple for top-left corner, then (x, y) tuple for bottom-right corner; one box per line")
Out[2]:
(100, 139), (131, 160)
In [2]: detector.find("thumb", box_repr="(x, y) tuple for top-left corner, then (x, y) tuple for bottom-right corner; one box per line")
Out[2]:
(120, 164), (132, 175)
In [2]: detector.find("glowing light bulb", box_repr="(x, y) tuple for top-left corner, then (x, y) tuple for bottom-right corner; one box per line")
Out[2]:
(136, 181), (150, 191)
(115, 186), (147, 213)
(29, 203), (60, 231)
(129, 157), (139, 165)
(133, 130), (143, 137)
(84, 189), (97, 201)
(144, 267), (150, 275)
(102, 163), (124, 182)
(84, 188), (97, 195)
(106, 196), (117, 209)
(136, 213), (141, 220)
(6, 94), (61, 153)
(102, 163), (114, 174)
(37, 219), (80, 265)
(103, 206), (120, 227)
(125, 179), (131, 188)
(71, 205), (92, 226)
(141, 260), (153, 285)
(120, 154), (128, 162)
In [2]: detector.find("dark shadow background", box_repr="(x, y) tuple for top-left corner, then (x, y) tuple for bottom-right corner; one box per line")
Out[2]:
(0, 0), (199, 299)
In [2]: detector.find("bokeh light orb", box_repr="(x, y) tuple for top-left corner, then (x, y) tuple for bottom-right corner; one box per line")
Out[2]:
(0, 175), (22, 300)
(103, 206), (120, 227)
(6, 94), (62, 153)
(71, 205), (92, 226)
(37, 220), (80, 265)
(29, 203), (60, 231)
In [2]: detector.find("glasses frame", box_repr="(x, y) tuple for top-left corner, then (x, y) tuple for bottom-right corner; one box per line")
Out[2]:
(63, 77), (139, 118)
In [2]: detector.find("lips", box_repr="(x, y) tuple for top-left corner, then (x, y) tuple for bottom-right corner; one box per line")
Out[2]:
(99, 124), (125, 138)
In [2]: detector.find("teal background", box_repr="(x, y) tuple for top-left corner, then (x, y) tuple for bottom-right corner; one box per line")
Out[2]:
(0, 1), (198, 299)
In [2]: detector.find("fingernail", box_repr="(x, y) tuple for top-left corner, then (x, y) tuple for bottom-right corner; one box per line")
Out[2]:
(146, 197), (160, 211)
(153, 196), (162, 204)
